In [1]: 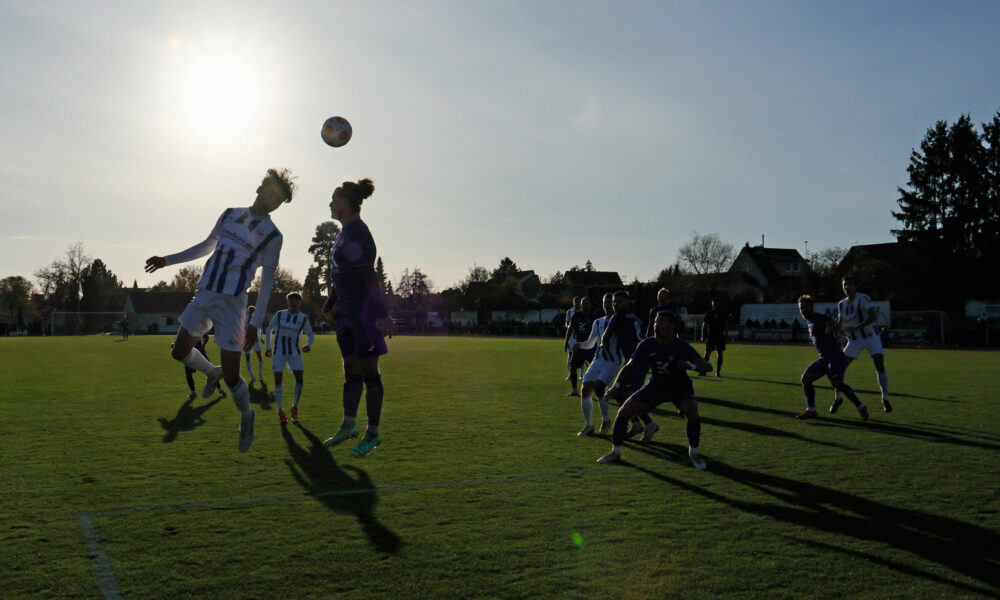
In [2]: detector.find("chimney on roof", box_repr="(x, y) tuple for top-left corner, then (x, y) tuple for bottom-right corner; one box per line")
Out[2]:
(761, 234), (765, 247)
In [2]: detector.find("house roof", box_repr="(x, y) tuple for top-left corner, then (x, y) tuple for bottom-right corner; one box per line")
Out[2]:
(563, 271), (623, 287)
(732, 246), (808, 281)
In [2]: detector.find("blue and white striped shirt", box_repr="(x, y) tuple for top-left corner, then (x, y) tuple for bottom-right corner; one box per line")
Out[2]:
(265, 310), (315, 356)
(197, 208), (283, 298)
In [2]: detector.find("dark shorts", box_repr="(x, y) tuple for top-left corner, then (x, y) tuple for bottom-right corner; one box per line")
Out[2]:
(804, 354), (846, 382)
(705, 336), (726, 352)
(570, 347), (595, 370)
(627, 382), (695, 409)
(336, 315), (387, 359)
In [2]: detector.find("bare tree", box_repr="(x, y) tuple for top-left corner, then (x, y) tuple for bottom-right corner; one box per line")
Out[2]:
(676, 232), (735, 274)
(808, 246), (849, 278)
(250, 266), (303, 297)
(459, 265), (490, 293)
(34, 242), (92, 309)
(170, 265), (202, 293)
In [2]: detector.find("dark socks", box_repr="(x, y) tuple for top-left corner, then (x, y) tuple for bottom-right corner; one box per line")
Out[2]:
(364, 375), (384, 428)
(343, 374), (364, 418)
(686, 418), (701, 448)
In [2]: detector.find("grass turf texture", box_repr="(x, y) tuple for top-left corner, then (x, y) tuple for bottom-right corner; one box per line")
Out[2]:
(1, 335), (998, 599)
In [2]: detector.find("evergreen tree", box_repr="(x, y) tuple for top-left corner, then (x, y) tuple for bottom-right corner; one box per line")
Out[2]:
(491, 257), (519, 281)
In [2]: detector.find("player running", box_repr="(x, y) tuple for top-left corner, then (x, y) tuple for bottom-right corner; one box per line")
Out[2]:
(563, 297), (596, 397)
(265, 292), (314, 424)
(701, 298), (726, 377)
(321, 178), (397, 457)
(597, 310), (713, 468)
(145, 167), (296, 452)
(833, 276), (892, 413)
(795, 295), (868, 421)
(244, 305), (265, 383)
(571, 293), (616, 436)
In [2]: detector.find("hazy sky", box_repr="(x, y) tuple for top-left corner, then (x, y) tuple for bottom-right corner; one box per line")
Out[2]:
(2, 1), (999, 292)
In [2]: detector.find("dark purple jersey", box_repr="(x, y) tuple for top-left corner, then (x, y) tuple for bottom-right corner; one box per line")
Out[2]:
(628, 337), (703, 397)
(605, 310), (644, 362)
(804, 312), (843, 358)
(326, 220), (387, 321)
(569, 311), (596, 343)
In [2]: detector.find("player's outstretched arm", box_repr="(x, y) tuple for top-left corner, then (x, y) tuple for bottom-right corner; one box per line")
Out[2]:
(144, 256), (166, 273)
(302, 316), (314, 351)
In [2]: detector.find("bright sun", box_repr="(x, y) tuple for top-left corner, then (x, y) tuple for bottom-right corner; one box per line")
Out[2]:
(180, 57), (256, 136)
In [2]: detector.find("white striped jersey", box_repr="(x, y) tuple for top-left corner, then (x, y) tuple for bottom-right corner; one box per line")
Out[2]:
(199, 208), (283, 297)
(838, 292), (877, 340)
(265, 310), (314, 356)
(576, 316), (619, 363)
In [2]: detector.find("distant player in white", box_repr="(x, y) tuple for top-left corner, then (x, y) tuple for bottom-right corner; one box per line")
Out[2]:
(145, 168), (296, 452)
(572, 293), (617, 436)
(244, 305), (265, 382)
(833, 276), (892, 414)
(265, 292), (314, 424)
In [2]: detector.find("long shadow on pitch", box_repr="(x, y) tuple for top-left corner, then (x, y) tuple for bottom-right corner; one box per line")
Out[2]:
(157, 396), (223, 443)
(696, 395), (1000, 451)
(630, 462), (1000, 596)
(719, 375), (959, 403)
(282, 422), (401, 554)
(248, 380), (273, 411)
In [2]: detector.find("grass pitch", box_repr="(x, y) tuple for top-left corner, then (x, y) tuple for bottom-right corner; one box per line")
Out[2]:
(1, 335), (998, 599)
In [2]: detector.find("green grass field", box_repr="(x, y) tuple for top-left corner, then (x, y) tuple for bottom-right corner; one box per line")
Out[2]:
(1, 335), (998, 599)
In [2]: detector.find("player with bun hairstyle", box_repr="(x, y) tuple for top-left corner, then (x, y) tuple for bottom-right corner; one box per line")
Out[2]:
(322, 178), (397, 456)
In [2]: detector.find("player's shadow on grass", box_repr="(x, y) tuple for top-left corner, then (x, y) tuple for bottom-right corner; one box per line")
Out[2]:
(810, 418), (1000, 452)
(157, 396), (223, 443)
(282, 422), (401, 554)
(248, 381), (273, 411)
(721, 375), (959, 403)
(631, 462), (1000, 596)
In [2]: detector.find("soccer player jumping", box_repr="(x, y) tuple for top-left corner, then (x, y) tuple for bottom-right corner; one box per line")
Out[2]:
(146, 168), (296, 452)
(795, 295), (868, 421)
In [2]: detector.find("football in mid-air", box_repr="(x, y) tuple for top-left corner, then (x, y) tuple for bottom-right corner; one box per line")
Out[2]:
(321, 116), (352, 147)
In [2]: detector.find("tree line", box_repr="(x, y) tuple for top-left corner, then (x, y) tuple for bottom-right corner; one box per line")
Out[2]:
(4, 108), (999, 328)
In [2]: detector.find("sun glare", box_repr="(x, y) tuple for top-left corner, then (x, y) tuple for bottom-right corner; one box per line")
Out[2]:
(180, 57), (257, 136)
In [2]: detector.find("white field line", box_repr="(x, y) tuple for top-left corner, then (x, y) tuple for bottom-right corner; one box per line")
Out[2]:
(75, 430), (987, 599)
(75, 513), (124, 600)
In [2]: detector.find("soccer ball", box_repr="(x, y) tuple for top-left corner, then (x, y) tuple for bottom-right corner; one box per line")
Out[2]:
(321, 116), (352, 147)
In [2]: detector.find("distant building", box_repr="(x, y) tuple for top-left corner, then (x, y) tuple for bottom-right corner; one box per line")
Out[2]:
(123, 290), (288, 334)
(729, 244), (810, 298)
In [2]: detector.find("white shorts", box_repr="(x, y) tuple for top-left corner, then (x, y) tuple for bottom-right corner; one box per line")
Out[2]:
(844, 334), (884, 359)
(178, 290), (246, 353)
(583, 358), (621, 385)
(272, 354), (305, 372)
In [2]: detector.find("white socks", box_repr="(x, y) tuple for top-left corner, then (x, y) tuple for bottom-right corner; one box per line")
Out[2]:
(257, 359), (263, 379)
(293, 383), (303, 407)
(183, 348), (215, 376)
(245, 360), (254, 378)
(274, 385), (283, 412)
(597, 396), (610, 422)
(877, 371), (888, 399)
(581, 395), (593, 426)
(229, 378), (251, 415)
